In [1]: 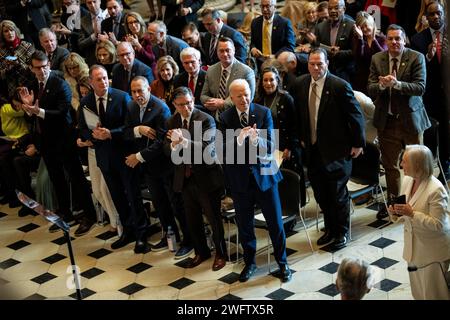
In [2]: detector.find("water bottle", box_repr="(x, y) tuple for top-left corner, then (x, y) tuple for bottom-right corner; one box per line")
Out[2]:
(205, 224), (214, 250)
(167, 226), (177, 252)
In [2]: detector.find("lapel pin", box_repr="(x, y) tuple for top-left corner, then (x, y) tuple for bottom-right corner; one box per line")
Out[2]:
(46, 89), (49, 93)
(109, 97), (112, 102)
(401, 62), (405, 66)
(326, 91), (329, 94)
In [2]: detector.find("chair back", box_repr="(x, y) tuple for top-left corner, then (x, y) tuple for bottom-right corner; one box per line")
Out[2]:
(350, 142), (380, 186)
(278, 168), (302, 218)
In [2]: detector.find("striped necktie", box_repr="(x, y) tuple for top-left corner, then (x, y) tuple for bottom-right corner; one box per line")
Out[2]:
(218, 69), (228, 99)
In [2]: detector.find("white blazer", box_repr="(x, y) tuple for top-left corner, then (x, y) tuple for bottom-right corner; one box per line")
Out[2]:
(390, 176), (450, 266)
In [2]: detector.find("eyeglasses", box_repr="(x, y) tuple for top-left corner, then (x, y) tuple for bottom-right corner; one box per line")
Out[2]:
(259, 4), (274, 9)
(174, 100), (193, 107)
(118, 51), (133, 57)
(127, 20), (139, 25)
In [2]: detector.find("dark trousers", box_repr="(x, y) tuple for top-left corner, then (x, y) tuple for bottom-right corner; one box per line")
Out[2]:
(146, 169), (190, 245)
(42, 141), (96, 222)
(308, 145), (352, 237)
(13, 153), (40, 198)
(231, 176), (287, 266)
(100, 161), (148, 240)
(181, 176), (226, 258)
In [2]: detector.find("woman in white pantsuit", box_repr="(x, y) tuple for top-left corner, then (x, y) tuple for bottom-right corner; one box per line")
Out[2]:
(388, 145), (450, 300)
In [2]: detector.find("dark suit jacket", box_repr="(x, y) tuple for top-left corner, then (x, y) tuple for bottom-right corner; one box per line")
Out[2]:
(164, 108), (224, 193)
(367, 48), (431, 134)
(250, 15), (295, 57)
(411, 28), (447, 115)
(152, 35), (189, 69)
(111, 58), (155, 93)
(202, 24), (247, 65)
(294, 73), (365, 165)
(314, 16), (356, 80)
(78, 88), (132, 171)
(49, 46), (70, 72)
(173, 70), (206, 105)
(101, 13), (127, 41)
(6, 0), (49, 41)
(219, 103), (282, 193)
(78, 13), (100, 66)
(28, 72), (73, 154)
(161, 0), (204, 26)
(124, 95), (172, 175)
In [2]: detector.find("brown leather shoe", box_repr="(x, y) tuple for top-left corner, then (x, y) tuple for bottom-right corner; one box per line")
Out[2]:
(212, 255), (226, 271)
(186, 254), (211, 268)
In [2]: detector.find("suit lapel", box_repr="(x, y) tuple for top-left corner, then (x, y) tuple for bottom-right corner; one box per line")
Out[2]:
(397, 50), (410, 80)
(317, 76), (330, 121)
(381, 52), (390, 77)
(408, 179), (429, 207)
(248, 104), (256, 127)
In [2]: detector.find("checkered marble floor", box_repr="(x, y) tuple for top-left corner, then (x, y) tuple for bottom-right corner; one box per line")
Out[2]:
(0, 189), (413, 300)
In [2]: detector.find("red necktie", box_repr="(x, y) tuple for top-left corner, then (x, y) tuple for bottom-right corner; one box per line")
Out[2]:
(436, 31), (442, 63)
(188, 76), (195, 95)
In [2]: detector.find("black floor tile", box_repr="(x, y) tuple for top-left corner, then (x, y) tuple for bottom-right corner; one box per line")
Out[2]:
(24, 293), (46, 300)
(0, 258), (21, 269)
(69, 288), (96, 300)
(96, 230), (117, 241)
(285, 247), (298, 257)
(88, 248), (112, 259)
(265, 288), (295, 300)
(366, 202), (386, 211)
(371, 257), (399, 269)
(367, 220), (392, 229)
(127, 262), (152, 274)
(168, 277), (195, 290)
(42, 253), (66, 264)
(0, 211), (7, 218)
(218, 272), (240, 284)
(377, 279), (401, 292)
(51, 235), (75, 245)
(81, 267), (105, 279)
(7, 240), (31, 250)
(31, 272), (57, 284)
(285, 229), (299, 238)
(318, 283), (339, 297)
(319, 243), (344, 253)
(218, 293), (242, 300)
(369, 237), (396, 249)
(319, 262), (340, 274)
(17, 223), (40, 233)
(119, 282), (146, 295)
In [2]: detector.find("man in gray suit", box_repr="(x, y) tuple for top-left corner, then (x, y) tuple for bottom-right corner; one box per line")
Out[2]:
(200, 37), (255, 122)
(38, 28), (69, 74)
(368, 24), (431, 218)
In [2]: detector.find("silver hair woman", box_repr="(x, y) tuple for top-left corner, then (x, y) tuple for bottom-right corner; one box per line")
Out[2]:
(388, 144), (450, 300)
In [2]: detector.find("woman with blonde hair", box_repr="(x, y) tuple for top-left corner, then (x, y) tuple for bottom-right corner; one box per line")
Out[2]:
(63, 52), (89, 112)
(388, 145), (450, 300)
(352, 11), (387, 94)
(123, 11), (157, 75)
(151, 55), (179, 113)
(95, 39), (117, 78)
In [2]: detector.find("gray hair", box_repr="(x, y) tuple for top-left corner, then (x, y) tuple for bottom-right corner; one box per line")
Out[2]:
(131, 75), (149, 87)
(404, 144), (434, 180)
(229, 79), (250, 93)
(150, 20), (167, 34)
(180, 47), (201, 61)
(38, 28), (56, 39)
(336, 258), (372, 300)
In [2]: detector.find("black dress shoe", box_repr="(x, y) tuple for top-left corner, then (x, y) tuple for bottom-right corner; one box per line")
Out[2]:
(332, 234), (348, 249)
(239, 264), (257, 282)
(18, 206), (34, 217)
(74, 218), (95, 237)
(111, 233), (136, 250)
(186, 254), (211, 268)
(376, 206), (389, 220)
(317, 231), (334, 246)
(276, 264), (292, 283)
(134, 240), (151, 254)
